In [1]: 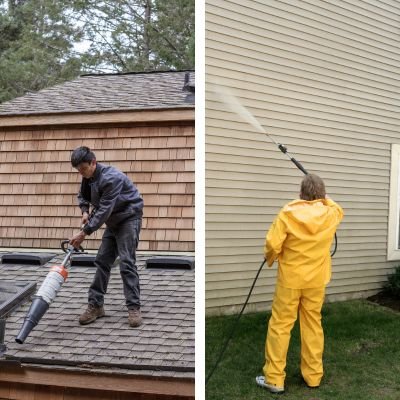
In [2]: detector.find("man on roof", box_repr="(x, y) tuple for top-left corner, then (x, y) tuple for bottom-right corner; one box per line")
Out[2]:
(256, 173), (344, 394)
(69, 146), (144, 328)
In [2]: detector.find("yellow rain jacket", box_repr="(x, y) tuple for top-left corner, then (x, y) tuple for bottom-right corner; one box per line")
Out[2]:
(265, 198), (343, 289)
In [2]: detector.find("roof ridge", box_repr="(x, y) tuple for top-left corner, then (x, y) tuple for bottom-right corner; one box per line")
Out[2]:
(80, 69), (195, 77)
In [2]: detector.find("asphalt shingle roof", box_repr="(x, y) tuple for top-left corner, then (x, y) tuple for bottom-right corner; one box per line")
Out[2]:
(0, 70), (195, 116)
(0, 253), (194, 379)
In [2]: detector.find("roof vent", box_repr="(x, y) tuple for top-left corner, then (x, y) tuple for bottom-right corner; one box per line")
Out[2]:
(70, 253), (96, 267)
(183, 72), (195, 93)
(0, 319), (6, 356)
(1, 253), (56, 266)
(146, 257), (195, 270)
(183, 72), (195, 103)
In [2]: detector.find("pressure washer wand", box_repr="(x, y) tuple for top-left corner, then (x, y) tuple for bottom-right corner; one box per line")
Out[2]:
(261, 129), (308, 176)
(277, 144), (308, 175)
(15, 241), (83, 344)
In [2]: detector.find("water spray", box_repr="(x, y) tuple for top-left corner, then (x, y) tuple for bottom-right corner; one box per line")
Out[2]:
(211, 84), (309, 174)
(206, 85), (337, 386)
(15, 241), (84, 344)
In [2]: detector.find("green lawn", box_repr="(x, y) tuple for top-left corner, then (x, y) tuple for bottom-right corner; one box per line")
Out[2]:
(206, 300), (400, 400)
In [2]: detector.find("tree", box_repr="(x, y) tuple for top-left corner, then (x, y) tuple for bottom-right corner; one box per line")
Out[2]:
(71, 0), (195, 73)
(0, 0), (195, 102)
(0, 0), (83, 102)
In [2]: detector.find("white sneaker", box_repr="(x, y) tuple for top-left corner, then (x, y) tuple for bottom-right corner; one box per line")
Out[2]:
(256, 376), (284, 394)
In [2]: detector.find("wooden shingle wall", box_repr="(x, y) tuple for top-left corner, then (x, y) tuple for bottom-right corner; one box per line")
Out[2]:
(0, 124), (194, 252)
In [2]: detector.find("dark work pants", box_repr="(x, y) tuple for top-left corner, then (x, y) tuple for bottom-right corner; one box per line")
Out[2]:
(88, 217), (142, 309)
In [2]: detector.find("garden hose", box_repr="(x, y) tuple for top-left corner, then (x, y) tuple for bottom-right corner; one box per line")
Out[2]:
(206, 259), (266, 386)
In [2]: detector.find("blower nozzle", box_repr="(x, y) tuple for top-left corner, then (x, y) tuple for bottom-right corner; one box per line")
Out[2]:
(15, 241), (83, 344)
(15, 264), (68, 344)
(15, 297), (49, 344)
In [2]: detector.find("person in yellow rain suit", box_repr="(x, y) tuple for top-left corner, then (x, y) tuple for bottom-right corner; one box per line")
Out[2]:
(256, 174), (344, 394)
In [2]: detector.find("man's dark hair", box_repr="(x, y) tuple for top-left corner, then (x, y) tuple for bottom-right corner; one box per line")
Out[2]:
(71, 146), (96, 168)
(300, 174), (326, 201)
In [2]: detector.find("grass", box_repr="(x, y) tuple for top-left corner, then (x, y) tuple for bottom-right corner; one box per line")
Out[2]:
(205, 300), (400, 400)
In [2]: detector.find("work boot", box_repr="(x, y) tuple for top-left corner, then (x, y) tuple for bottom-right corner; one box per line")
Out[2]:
(128, 308), (142, 327)
(256, 376), (284, 394)
(79, 304), (105, 325)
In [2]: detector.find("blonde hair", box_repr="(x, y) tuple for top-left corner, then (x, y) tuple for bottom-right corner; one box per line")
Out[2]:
(300, 174), (326, 201)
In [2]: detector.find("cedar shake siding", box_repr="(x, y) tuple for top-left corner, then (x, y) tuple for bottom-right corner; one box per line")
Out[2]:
(0, 71), (195, 252)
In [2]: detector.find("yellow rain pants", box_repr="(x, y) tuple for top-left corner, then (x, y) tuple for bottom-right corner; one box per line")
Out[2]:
(263, 284), (325, 388)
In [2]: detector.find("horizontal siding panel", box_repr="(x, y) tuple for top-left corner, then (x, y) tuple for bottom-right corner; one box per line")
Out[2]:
(206, 179), (386, 197)
(207, 57), (400, 116)
(206, 263), (394, 285)
(206, 170), (389, 193)
(206, 86), (399, 143)
(205, 245), (386, 258)
(205, 239), (386, 254)
(207, 197), (389, 212)
(206, 204), (389, 217)
(222, 0), (400, 42)
(205, 124), (390, 155)
(206, 281), (387, 309)
(206, 188), (388, 204)
(207, 98), (400, 139)
(207, 135), (389, 165)
(205, 213), (385, 225)
(206, 275), (389, 300)
(208, 1), (400, 64)
(206, 45), (400, 107)
(206, 230), (388, 241)
(207, 103), (400, 137)
(206, 253), (387, 270)
(206, 152), (391, 178)
(207, 26), (400, 94)
(206, 161), (390, 185)
(206, 104), (400, 143)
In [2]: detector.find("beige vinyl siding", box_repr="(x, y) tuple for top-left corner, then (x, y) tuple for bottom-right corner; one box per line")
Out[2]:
(205, 0), (400, 315)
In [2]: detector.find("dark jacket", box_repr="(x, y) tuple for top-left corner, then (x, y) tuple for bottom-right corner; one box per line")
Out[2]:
(78, 163), (143, 235)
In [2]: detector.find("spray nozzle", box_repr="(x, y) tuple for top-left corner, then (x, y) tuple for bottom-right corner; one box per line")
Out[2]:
(278, 144), (287, 154)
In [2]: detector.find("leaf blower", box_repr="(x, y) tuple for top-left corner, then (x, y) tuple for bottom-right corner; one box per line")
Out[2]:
(15, 241), (84, 344)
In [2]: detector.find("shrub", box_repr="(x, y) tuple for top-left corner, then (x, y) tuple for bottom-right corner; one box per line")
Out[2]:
(384, 266), (400, 298)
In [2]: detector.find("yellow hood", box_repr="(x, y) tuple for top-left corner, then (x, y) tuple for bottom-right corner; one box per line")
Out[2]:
(283, 199), (334, 235)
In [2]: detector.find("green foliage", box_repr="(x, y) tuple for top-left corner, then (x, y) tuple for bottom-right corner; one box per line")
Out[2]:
(0, 0), (83, 102)
(206, 301), (400, 400)
(151, 0), (195, 69)
(384, 266), (400, 298)
(0, 0), (194, 102)
(70, 0), (195, 73)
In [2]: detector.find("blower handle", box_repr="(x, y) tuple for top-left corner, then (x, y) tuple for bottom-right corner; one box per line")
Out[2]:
(61, 240), (84, 254)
